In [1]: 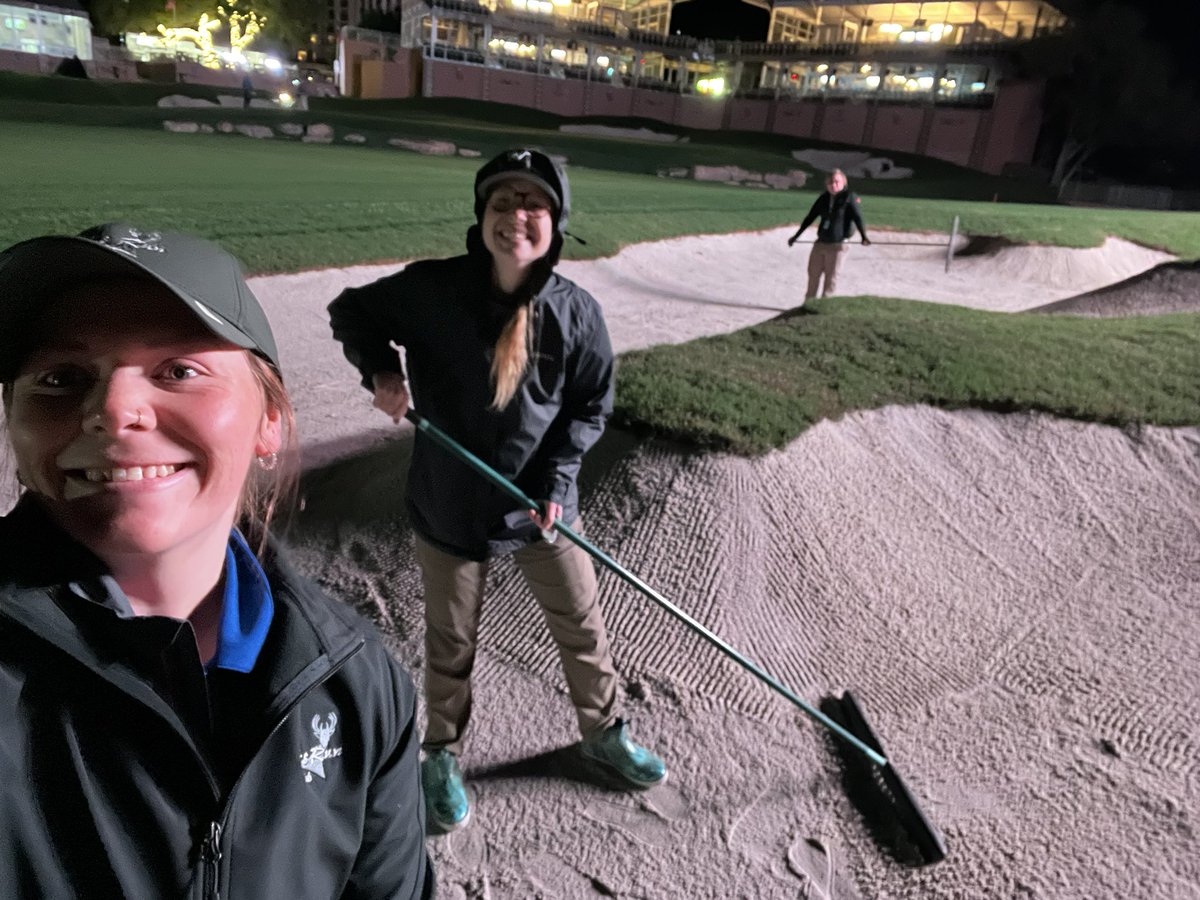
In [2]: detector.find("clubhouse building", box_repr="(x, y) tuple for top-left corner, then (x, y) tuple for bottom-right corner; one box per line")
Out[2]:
(338, 0), (1066, 173)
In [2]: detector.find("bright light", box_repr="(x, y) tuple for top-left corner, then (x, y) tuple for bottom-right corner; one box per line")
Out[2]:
(816, 63), (828, 72)
(264, 56), (281, 70)
(917, 76), (934, 89)
(278, 91), (294, 107)
(595, 55), (609, 67)
(860, 64), (871, 74)
(503, 40), (518, 52)
(898, 31), (915, 42)
(865, 74), (880, 87)
(549, 47), (566, 60)
(819, 74), (829, 85)
(696, 76), (725, 96)
(879, 22), (902, 33)
(971, 81), (987, 91)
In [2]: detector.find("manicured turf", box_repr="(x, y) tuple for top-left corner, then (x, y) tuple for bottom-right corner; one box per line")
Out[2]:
(613, 297), (1200, 454)
(3, 76), (1197, 449)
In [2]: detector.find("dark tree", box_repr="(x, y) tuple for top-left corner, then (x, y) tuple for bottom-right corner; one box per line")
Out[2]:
(1019, 1), (1200, 190)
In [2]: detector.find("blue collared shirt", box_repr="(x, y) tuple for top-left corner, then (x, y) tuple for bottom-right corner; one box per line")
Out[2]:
(208, 529), (275, 673)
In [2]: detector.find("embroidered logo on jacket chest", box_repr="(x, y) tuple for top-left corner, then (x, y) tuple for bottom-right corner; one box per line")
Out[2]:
(299, 712), (343, 782)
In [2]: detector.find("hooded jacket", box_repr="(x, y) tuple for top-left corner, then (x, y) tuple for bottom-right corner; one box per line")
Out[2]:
(0, 497), (433, 900)
(328, 246), (614, 562)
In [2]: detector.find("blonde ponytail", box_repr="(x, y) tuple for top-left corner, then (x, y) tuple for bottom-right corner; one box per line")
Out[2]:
(489, 304), (530, 410)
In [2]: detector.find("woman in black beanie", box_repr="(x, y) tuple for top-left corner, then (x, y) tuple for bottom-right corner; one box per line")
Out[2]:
(329, 149), (667, 833)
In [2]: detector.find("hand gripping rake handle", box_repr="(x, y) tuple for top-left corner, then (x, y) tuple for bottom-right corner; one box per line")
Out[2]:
(405, 410), (889, 768)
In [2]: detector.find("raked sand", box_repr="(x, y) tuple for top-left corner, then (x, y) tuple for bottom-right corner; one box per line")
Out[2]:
(2, 228), (1196, 898)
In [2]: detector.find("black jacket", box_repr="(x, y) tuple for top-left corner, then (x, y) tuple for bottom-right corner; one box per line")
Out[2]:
(0, 498), (433, 900)
(328, 251), (614, 561)
(795, 189), (868, 243)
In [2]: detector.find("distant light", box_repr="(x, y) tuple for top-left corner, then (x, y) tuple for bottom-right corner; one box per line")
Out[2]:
(595, 55), (609, 67)
(917, 76), (934, 89)
(865, 74), (880, 87)
(879, 23), (902, 34)
(971, 81), (987, 91)
(265, 57), (281, 71)
(816, 63), (828, 72)
(549, 47), (566, 60)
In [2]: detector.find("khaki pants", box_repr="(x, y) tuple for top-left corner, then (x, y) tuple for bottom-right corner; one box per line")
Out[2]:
(806, 241), (849, 300)
(415, 525), (620, 755)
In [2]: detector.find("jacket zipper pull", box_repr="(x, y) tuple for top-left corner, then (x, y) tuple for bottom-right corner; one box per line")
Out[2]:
(202, 821), (223, 900)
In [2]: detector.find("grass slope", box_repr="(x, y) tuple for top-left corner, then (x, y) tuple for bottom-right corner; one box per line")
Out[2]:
(613, 297), (1200, 454)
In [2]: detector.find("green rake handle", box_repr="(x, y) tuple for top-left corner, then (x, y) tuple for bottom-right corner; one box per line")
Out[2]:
(406, 409), (890, 768)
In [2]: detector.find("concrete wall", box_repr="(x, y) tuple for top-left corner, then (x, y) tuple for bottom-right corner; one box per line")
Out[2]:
(539, 77), (587, 116)
(486, 67), (537, 107)
(585, 83), (635, 117)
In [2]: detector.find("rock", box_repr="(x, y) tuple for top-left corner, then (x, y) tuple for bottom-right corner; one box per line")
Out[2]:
(344, 133), (367, 144)
(278, 123), (305, 137)
(234, 124), (274, 139)
(457, 148), (482, 157)
(217, 121), (235, 134)
(388, 138), (456, 155)
(163, 120), (200, 134)
(156, 94), (218, 108)
(198, 124), (215, 133)
(306, 123), (334, 140)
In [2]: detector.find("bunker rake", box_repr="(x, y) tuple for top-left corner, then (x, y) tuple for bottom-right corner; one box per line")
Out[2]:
(406, 409), (946, 865)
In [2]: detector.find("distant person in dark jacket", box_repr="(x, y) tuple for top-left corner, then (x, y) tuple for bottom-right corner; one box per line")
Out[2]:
(788, 168), (871, 300)
(0, 224), (433, 899)
(329, 148), (667, 833)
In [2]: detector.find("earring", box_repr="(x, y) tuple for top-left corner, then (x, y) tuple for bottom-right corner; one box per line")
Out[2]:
(257, 452), (278, 471)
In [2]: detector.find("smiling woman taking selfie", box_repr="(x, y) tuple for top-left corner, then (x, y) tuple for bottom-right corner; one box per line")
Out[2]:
(0, 224), (432, 899)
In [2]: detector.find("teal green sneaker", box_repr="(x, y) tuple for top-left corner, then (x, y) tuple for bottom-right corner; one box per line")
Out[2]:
(421, 749), (470, 832)
(580, 719), (667, 788)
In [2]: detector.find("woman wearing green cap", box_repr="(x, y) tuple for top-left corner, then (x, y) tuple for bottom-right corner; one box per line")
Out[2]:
(0, 224), (433, 898)
(329, 148), (668, 833)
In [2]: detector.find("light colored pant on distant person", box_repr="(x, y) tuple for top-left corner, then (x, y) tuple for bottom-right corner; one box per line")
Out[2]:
(806, 241), (849, 299)
(415, 523), (620, 756)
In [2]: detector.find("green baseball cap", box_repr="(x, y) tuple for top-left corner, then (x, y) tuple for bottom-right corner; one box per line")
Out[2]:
(0, 223), (280, 382)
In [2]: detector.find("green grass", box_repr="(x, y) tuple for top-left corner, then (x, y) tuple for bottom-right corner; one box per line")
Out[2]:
(3, 75), (1197, 452)
(613, 297), (1200, 454)
(5, 118), (1200, 271)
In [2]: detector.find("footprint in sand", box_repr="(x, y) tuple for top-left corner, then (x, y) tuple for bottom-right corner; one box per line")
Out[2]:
(582, 784), (685, 848)
(786, 837), (863, 900)
(447, 821), (489, 872)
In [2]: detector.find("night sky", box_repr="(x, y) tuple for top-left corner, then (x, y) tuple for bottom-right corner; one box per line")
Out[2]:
(668, 0), (770, 40)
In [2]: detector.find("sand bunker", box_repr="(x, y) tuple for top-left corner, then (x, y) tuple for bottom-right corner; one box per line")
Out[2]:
(287, 406), (1200, 899)
(1032, 259), (1200, 317)
(0, 228), (1195, 897)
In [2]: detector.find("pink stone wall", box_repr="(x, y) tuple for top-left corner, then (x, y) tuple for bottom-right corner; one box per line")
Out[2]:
(977, 79), (1044, 175)
(869, 106), (924, 155)
(726, 98), (771, 132)
(630, 88), (678, 122)
(675, 93), (724, 129)
(819, 102), (869, 146)
(487, 68), (537, 107)
(771, 101), (819, 138)
(539, 77), (587, 116)
(924, 108), (983, 167)
(426, 58), (485, 100)
(585, 84), (635, 117)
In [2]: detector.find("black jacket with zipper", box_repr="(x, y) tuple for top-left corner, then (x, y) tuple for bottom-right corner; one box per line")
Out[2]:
(0, 497), (433, 900)
(328, 246), (614, 562)
(795, 188), (869, 243)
